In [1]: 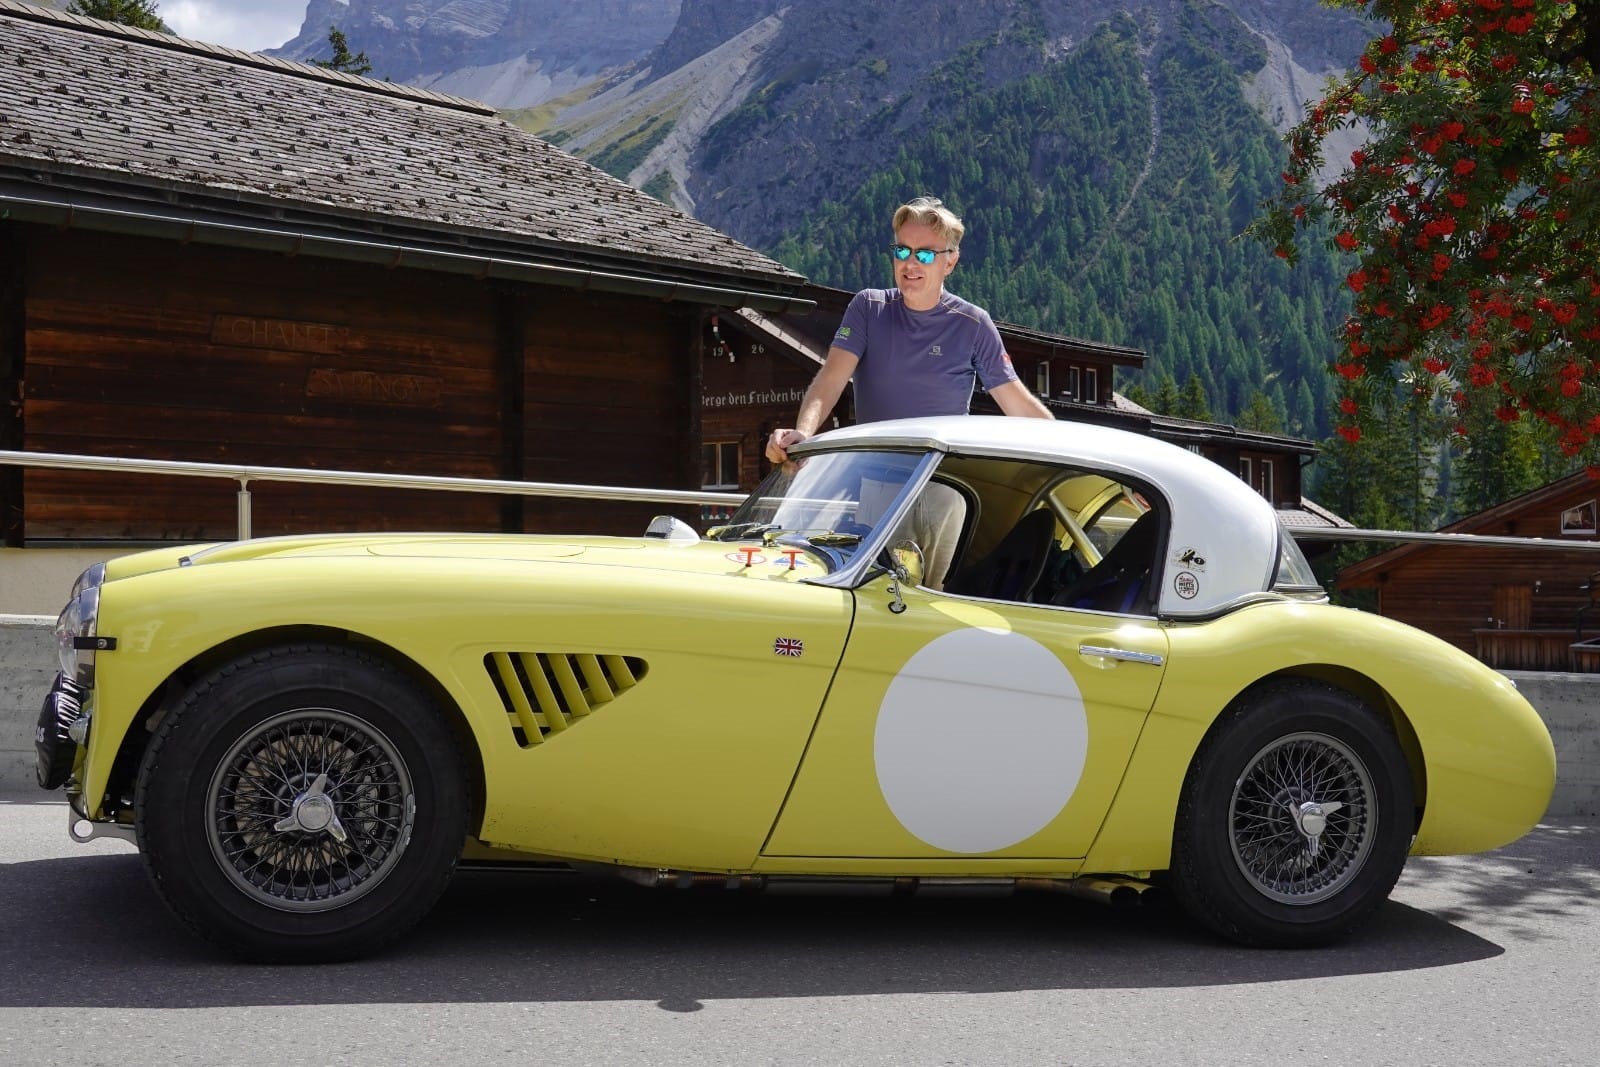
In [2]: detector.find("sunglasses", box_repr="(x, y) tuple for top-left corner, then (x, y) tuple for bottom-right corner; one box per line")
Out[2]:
(890, 244), (956, 264)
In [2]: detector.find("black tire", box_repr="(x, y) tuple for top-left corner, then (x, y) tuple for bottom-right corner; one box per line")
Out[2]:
(135, 643), (468, 962)
(1170, 678), (1415, 947)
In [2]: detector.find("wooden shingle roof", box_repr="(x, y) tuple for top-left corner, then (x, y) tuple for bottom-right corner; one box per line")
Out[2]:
(0, 1), (809, 306)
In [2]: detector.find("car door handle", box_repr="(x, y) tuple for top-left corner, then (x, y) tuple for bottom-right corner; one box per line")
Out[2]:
(1078, 644), (1165, 666)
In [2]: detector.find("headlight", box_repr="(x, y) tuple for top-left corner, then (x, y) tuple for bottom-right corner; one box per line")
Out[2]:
(55, 563), (106, 688)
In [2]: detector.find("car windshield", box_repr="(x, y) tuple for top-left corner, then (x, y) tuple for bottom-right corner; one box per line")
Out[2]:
(710, 450), (926, 570)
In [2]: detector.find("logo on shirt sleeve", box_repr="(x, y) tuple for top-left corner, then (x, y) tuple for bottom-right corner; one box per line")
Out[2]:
(837, 326), (852, 339)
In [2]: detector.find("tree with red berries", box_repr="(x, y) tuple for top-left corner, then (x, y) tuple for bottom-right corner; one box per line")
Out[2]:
(1255, 0), (1599, 471)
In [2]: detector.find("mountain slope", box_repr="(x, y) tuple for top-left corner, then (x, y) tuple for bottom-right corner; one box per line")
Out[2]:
(772, 10), (1351, 436)
(266, 0), (680, 109)
(508, 10), (787, 211)
(668, 0), (1369, 248)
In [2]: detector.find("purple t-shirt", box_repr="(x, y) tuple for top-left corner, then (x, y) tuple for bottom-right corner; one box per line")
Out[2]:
(830, 288), (1018, 423)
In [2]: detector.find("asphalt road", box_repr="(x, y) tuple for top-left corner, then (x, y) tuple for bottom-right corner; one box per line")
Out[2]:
(1, 793), (1596, 1067)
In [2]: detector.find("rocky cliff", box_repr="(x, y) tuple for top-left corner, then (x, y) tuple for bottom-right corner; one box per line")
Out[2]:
(646, 0), (783, 81)
(266, 0), (680, 108)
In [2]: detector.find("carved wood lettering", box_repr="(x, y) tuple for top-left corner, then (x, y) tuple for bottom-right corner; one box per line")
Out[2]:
(700, 387), (806, 409)
(212, 315), (348, 354)
(306, 368), (443, 409)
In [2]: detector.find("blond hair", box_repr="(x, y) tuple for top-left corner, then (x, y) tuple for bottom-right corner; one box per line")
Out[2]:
(892, 196), (965, 248)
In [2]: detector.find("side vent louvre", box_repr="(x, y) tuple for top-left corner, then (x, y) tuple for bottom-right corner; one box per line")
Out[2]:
(485, 652), (647, 748)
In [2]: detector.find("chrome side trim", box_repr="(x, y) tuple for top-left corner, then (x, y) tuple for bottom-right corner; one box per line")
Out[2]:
(1078, 644), (1165, 666)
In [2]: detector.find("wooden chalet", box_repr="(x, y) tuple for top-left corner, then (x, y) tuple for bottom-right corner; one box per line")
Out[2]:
(1339, 471), (1600, 672)
(0, 0), (809, 548)
(706, 286), (1338, 531)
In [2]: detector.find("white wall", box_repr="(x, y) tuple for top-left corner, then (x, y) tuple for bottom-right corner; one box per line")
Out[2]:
(1, 547), (138, 615)
(1, 615), (57, 791)
(1506, 672), (1600, 820)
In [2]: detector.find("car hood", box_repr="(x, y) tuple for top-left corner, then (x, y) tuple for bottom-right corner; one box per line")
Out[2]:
(101, 532), (829, 585)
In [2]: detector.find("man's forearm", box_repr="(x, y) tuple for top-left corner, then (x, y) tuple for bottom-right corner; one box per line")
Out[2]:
(795, 348), (859, 433)
(765, 348), (859, 463)
(794, 380), (838, 435)
(991, 381), (1055, 419)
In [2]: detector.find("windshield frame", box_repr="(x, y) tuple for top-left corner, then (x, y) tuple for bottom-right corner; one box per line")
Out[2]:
(728, 446), (943, 589)
(812, 447), (941, 588)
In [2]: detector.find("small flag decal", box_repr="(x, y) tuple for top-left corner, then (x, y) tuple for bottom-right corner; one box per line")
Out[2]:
(773, 637), (804, 657)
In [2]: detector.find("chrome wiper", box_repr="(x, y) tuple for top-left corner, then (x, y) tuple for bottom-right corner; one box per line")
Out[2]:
(806, 532), (862, 547)
(712, 524), (860, 549)
(764, 528), (863, 548)
(707, 522), (780, 542)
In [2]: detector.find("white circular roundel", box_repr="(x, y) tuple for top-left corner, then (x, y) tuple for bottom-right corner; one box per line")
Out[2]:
(873, 628), (1089, 853)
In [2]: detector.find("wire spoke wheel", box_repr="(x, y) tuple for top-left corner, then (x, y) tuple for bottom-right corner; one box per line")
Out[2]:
(1228, 732), (1376, 905)
(205, 707), (415, 913)
(139, 644), (467, 961)
(1171, 680), (1414, 947)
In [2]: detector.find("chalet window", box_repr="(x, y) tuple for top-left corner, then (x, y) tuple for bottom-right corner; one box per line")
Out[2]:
(1239, 456), (1252, 485)
(1082, 367), (1099, 404)
(702, 440), (741, 490)
(1035, 361), (1050, 398)
(1260, 460), (1275, 502)
(1064, 366), (1080, 402)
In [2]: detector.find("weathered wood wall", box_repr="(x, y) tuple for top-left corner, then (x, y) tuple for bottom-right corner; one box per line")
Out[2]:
(0, 223), (23, 544)
(698, 315), (820, 493)
(517, 293), (698, 533)
(7, 226), (696, 542)
(1373, 548), (1598, 647)
(1354, 481), (1600, 666)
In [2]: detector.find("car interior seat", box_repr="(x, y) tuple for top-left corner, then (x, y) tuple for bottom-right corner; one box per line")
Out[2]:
(1049, 511), (1160, 614)
(944, 507), (1057, 602)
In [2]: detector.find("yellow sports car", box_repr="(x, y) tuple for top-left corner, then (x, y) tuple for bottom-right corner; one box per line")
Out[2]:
(35, 416), (1555, 961)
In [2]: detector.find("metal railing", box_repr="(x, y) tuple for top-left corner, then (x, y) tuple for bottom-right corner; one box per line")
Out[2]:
(2, 448), (1598, 553)
(1292, 525), (1600, 552)
(0, 449), (744, 540)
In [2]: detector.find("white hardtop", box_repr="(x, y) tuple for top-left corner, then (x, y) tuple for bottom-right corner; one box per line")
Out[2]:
(799, 416), (1284, 618)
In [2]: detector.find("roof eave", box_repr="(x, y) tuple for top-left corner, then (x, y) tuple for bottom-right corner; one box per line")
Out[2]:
(1145, 416), (1320, 455)
(0, 178), (815, 313)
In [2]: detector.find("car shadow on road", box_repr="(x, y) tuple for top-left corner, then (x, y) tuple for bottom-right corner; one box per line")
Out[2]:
(0, 845), (1514, 1010)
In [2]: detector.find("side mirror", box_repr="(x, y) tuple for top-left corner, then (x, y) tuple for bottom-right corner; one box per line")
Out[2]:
(644, 515), (700, 543)
(883, 539), (924, 614)
(888, 540), (925, 587)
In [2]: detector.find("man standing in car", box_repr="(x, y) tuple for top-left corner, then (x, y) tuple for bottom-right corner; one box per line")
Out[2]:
(763, 195), (1052, 467)
(763, 197), (1052, 588)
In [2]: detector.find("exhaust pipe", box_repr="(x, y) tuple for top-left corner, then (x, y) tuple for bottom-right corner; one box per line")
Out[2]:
(1018, 876), (1158, 911)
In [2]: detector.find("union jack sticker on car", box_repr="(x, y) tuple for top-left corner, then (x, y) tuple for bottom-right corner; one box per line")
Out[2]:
(773, 637), (804, 657)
